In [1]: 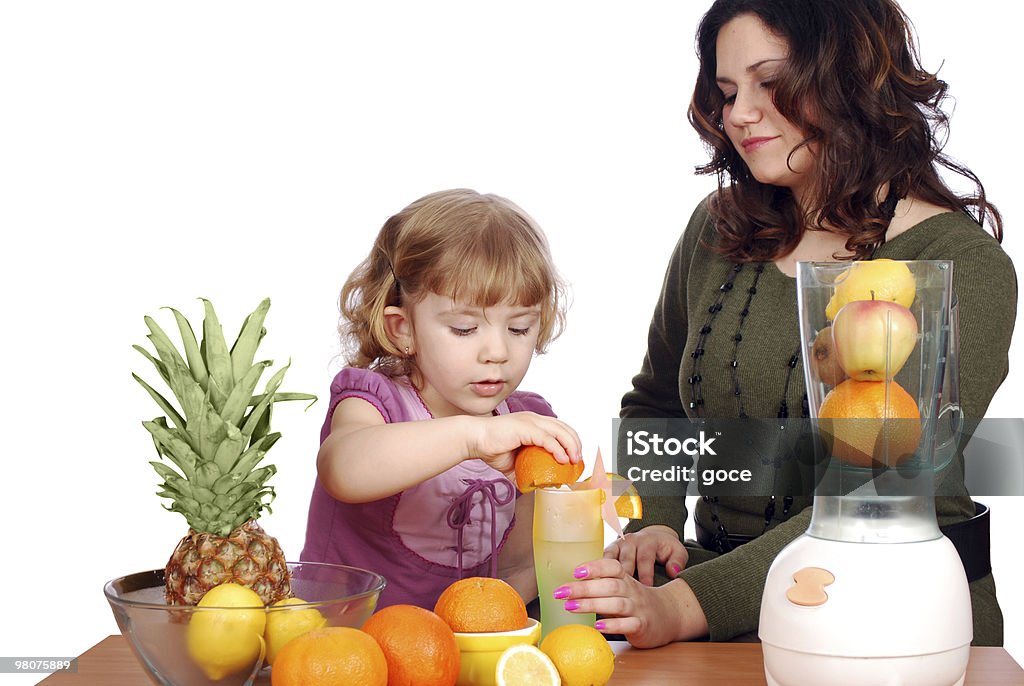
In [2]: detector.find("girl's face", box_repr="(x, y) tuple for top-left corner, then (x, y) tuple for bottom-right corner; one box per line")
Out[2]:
(715, 14), (814, 199)
(403, 292), (542, 418)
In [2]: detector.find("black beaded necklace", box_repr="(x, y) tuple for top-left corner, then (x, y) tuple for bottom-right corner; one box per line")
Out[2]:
(689, 185), (903, 554)
(687, 262), (805, 552)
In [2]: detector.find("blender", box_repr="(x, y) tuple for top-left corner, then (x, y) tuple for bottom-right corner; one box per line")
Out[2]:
(759, 260), (972, 686)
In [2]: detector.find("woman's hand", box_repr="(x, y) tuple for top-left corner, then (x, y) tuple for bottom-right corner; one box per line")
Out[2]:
(466, 412), (582, 476)
(604, 525), (688, 586)
(554, 558), (707, 648)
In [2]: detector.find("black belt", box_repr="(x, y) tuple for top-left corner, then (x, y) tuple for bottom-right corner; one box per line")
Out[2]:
(942, 501), (992, 583)
(695, 501), (991, 583)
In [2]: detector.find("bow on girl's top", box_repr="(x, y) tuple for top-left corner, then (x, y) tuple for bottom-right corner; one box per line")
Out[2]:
(446, 477), (515, 578)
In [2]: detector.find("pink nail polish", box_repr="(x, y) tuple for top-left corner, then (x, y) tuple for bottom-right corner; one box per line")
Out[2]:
(594, 621), (606, 631)
(564, 600), (581, 611)
(553, 585), (571, 600)
(573, 566), (588, 579)
(670, 563), (682, 576)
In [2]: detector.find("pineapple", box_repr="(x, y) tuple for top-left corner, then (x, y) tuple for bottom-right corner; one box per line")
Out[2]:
(133, 298), (315, 605)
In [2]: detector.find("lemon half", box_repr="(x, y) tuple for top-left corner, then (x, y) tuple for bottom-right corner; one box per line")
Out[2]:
(495, 644), (561, 686)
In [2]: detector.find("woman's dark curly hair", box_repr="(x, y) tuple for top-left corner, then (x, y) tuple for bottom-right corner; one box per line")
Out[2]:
(689, 0), (1002, 262)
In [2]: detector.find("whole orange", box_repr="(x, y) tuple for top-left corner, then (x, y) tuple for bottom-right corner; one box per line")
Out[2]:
(362, 605), (460, 686)
(818, 379), (921, 467)
(270, 627), (387, 686)
(514, 446), (584, 492)
(434, 577), (529, 633)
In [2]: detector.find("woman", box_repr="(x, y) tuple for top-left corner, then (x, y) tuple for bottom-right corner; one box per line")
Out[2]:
(561, 0), (1015, 648)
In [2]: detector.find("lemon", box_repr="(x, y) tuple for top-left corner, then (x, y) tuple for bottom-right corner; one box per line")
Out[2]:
(824, 259), (916, 321)
(495, 644), (561, 686)
(540, 624), (615, 686)
(265, 597), (328, 665)
(187, 583), (267, 680)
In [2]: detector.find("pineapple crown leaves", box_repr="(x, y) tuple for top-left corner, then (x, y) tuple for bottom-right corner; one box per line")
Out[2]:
(134, 298), (316, 536)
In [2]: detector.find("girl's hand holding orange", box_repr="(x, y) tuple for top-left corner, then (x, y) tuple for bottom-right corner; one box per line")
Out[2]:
(466, 412), (582, 477)
(514, 444), (584, 492)
(603, 525), (688, 587)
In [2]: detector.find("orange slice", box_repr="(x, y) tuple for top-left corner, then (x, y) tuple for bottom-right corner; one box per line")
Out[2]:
(582, 473), (643, 519)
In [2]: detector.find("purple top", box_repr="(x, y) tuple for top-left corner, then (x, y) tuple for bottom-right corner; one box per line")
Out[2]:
(300, 367), (556, 610)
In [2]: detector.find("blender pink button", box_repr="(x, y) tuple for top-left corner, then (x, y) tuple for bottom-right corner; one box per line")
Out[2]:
(786, 567), (835, 607)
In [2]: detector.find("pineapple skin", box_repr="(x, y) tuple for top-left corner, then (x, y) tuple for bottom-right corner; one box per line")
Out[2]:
(165, 519), (291, 606)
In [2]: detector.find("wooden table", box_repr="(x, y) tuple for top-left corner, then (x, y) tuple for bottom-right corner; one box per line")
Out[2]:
(40, 635), (1024, 685)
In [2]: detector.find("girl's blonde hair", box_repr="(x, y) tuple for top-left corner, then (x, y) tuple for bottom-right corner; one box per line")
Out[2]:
(341, 189), (568, 377)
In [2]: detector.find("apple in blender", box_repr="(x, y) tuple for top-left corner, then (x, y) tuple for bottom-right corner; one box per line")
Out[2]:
(810, 326), (847, 387)
(832, 299), (918, 380)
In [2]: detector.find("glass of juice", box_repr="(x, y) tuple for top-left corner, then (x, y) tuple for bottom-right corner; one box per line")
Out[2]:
(533, 486), (603, 639)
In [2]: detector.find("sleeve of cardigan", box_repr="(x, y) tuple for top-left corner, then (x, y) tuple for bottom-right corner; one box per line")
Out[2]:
(939, 239), (1017, 420)
(677, 505), (811, 640)
(621, 200), (710, 419)
(930, 233), (1016, 509)
(620, 200), (711, 538)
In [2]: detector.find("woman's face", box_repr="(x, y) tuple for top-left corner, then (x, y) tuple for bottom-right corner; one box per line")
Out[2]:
(715, 14), (814, 198)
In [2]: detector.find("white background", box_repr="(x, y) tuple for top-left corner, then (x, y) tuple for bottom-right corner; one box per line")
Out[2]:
(1, 1), (1020, 681)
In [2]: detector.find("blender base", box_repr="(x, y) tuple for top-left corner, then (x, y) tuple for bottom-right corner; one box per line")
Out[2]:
(759, 533), (972, 686)
(763, 646), (968, 686)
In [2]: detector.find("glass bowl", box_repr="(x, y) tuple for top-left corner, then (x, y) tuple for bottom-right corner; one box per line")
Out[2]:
(104, 561), (385, 686)
(453, 618), (542, 686)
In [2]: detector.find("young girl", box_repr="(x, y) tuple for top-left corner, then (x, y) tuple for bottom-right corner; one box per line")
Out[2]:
(301, 188), (582, 610)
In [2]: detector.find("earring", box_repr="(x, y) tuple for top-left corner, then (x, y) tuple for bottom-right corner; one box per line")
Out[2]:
(404, 346), (411, 356)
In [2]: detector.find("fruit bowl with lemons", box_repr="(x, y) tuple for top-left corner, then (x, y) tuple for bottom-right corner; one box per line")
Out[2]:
(104, 561), (385, 686)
